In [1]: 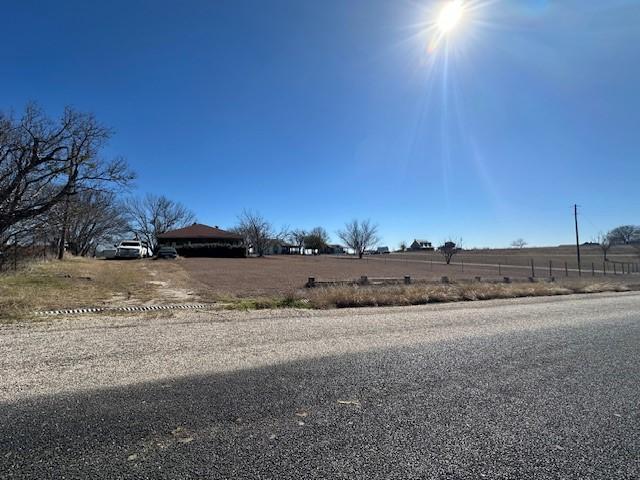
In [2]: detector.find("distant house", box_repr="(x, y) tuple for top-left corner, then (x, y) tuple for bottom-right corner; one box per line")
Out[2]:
(157, 223), (245, 257)
(265, 240), (301, 255)
(324, 244), (345, 255)
(377, 246), (390, 254)
(410, 239), (434, 251)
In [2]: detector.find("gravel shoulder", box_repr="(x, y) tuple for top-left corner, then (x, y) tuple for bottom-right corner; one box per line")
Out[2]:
(1, 292), (639, 478)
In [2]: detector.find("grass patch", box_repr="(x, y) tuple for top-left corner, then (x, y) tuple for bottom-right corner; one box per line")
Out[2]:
(301, 281), (631, 309)
(212, 280), (632, 311)
(0, 257), (157, 321)
(216, 293), (311, 311)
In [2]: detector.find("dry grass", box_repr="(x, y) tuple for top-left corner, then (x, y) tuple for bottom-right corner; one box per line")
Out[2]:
(301, 281), (632, 309)
(0, 257), (162, 321)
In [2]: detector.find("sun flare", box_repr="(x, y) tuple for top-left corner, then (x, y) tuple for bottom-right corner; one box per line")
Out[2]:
(437, 0), (464, 33)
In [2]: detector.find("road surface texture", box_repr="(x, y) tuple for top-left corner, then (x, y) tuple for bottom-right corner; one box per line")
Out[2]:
(1, 292), (639, 479)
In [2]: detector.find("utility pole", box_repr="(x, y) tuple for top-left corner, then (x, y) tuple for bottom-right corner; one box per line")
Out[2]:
(574, 204), (581, 276)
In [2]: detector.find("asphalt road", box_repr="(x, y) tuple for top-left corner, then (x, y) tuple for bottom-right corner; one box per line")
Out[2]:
(1, 293), (639, 479)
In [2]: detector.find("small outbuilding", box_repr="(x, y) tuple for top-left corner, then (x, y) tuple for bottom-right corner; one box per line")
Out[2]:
(157, 223), (246, 258)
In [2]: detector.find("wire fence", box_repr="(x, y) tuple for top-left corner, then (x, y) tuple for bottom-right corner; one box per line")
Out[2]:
(0, 230), (57, 273)
(333, 252), (640, 280)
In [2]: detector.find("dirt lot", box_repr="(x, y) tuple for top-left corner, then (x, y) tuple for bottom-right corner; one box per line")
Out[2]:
(180, 248), (640, 297)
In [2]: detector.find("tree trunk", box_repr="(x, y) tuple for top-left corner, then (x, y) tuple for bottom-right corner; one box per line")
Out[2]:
(57, 193), (70, 260)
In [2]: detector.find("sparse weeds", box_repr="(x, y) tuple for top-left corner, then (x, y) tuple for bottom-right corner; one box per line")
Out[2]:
(217, 293), (311, 311)
(0, 257), (157, 322)
(300, 281), (631, 309)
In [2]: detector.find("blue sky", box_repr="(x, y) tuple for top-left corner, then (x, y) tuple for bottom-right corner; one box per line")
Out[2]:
(1, 0), (638, 248)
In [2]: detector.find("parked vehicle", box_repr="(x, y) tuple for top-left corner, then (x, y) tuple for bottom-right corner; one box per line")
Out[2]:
(116, 240), (146, 259)
(155, 246), (178, 259)
(96, 246), (118, 259)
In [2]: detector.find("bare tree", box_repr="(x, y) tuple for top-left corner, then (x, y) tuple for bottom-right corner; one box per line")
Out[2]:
(337, 219), (380, 259)
(608, 225), (640, 245)
(0, 104), (134, 258)
(304, 226), (330, 253)
(274, 224), (290, 242)
(235, 210), (273, 257)
(125, 194), (196, 251)
(596, 232), (612, 261)
(399, 241), (407, 252)
(510, 238), (527, 249)
(288, 228), (307, 254)
(438, 240), (459, 265)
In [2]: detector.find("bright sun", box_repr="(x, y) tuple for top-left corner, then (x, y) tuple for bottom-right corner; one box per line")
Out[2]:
(436, 0), (464, 33)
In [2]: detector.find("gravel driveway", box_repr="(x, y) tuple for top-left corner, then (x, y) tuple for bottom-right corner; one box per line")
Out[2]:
(1, 292), (639, 478)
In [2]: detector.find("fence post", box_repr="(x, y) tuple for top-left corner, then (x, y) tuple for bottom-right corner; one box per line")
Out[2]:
(404, 275), (411, 285)
(461, 259), (464, 272)
(549, 260), (552, 277)
(603, 262), (606, 276)
(614, 263), (617, 275)
(592, 262), (595, 276)
(565, 261), (568, 277)
(307, 277), (316, 288)
(530, 258), (535, 277)
(498, 263), (501, 275)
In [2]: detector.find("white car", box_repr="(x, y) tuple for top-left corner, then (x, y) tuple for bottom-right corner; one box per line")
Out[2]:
(116, 240), (146, 259)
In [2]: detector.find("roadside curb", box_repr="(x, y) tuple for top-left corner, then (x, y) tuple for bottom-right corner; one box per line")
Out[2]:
(34, 304), (210, 316)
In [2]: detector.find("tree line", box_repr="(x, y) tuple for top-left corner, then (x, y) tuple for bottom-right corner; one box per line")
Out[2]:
(233, 210), (380, 259)
(596, 225), (640, 260)
(0, 104), (384, 261)
(0, 104), (198, 260)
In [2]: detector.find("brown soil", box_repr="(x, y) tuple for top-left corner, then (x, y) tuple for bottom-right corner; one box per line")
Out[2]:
(178, 253), (638, 298)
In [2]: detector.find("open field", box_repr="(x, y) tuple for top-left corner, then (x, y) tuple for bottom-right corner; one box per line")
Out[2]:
(391, 244), (640, 276)
(181, 247), (640, 297)
(1, 244), (639, 320)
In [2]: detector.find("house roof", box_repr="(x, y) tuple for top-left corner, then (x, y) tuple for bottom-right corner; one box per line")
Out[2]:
(413, 239), (431, 244)
(157, 223), (243, 240)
